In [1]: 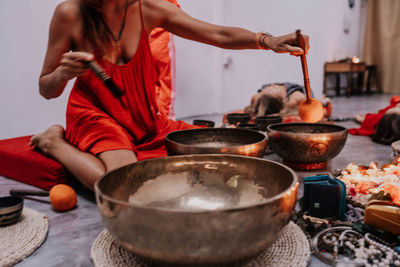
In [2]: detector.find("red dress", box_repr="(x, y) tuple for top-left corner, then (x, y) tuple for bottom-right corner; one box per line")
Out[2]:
(348, 96), (400, 136)
(65, 7), (195, 161)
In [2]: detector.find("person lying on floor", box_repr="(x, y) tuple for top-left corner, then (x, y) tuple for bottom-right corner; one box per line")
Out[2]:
(373, 105), (400, 145)
(350, 96), (400, 145)
(244, 82), (309, 118)
(223, 82), (332, 124)
(29, 0), (309, 190)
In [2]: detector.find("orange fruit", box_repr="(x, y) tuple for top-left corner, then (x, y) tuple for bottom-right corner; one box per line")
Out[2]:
(298, 98), (324, 123)
(49, 184), (77, 211)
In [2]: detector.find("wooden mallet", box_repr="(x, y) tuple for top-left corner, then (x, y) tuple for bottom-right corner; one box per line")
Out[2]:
(296, 30), (324, 123)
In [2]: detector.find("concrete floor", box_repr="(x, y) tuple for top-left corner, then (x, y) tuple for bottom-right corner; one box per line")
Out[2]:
(0, 93), (396, 267)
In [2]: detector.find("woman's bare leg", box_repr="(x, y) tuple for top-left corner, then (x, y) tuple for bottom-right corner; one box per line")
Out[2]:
(30, 125), (136, 190)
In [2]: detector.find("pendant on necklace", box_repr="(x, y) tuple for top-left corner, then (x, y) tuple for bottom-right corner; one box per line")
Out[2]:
(113, 41), (121, 51)
(110, 41), (121, 63)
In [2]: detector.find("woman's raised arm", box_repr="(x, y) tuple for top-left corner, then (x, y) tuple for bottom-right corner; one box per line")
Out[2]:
(143, 0), (308, 55)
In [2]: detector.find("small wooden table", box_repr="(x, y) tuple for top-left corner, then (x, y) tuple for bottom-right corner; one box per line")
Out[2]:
(323, 61), (366, 97)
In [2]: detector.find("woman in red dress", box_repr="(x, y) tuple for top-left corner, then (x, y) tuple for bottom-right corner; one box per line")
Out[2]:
(31, 0), (309, 190)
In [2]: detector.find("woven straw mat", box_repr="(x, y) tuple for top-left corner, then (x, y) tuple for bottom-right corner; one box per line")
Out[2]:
(91, 221), (310, 267)
(0, 207), (48, 267)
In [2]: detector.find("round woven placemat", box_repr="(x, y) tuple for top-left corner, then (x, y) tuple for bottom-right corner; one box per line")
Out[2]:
(0, 207), (48, 267)
(91, 221), (310, 267)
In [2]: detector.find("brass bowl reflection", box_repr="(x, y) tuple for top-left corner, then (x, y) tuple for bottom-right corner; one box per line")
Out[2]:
(267, 123), (348, 164)
(95, 154), (298, 265)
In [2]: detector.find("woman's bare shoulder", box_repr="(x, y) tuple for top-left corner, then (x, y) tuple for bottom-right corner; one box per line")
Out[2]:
(141, 0), (174, 16)
(141, 0), (161, 8)
(53, 0), (80, 24)
(140, 0), (173, 32)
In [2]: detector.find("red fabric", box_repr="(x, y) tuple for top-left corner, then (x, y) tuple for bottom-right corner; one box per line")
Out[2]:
(150, 0), (180, 119)
(282, 116), (302, 123)
(0, 136), (72, 190)
(65, 14), (197, 159)
(150, 28), (176, 119)
(349, 96), (400, 136)
(166, 0), (179, 7)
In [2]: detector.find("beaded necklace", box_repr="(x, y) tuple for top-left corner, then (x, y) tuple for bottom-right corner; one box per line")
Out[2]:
(102, 0), (128, 62)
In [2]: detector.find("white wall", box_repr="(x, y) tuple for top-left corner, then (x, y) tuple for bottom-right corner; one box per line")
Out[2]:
(0, 0), (70, 139)
(0, 0), (363, 139)
(174, 0), (364, 118)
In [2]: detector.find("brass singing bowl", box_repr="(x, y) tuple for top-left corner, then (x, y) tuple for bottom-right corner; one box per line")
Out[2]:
(267, 123), (348, 163)
(165, 128), (267, 158)
(95, 154), (298, 265)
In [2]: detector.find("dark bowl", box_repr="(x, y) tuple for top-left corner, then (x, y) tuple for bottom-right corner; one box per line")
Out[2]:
(237, 123), (261, 131)
(227, 113), (251, 125)
(193, 119), (215, 128)
(0, 196), (24, 226)
(255, 116), (283, 131)
(165, 128), (267, 158)
(267, 123), (348, 164)
(95, 154), (298, 265)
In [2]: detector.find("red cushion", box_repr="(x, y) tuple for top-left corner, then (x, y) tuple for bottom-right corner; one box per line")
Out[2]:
(0, 136), (74, 190)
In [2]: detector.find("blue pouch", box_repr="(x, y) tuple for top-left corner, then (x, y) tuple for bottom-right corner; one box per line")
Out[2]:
(302, 175), (346, 221)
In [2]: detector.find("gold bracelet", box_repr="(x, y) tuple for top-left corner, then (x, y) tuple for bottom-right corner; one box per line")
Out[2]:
(255, 32), (264, 49)
(255, 31), (273, 50)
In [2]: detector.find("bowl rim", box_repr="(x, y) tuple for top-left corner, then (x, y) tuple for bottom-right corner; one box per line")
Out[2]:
(267, 122), (348, 135)
(94, 154), (298, 214)
(226, 113), (251, 124)
(192, 119), (215, 125)
(226, 113), (251, 117)
(165, 128), (267, 149)
(0, 196), (24, 216)
(255, 115), (283, 120)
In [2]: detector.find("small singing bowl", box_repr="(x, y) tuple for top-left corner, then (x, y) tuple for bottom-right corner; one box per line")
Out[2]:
(267, 123), (348, 169)
(0, 196), (24, 226)
(165, 128), (267, 158)
(227, 113), (251, 125)
(255, 116), (283, 131)
(193, 119), (215, 128)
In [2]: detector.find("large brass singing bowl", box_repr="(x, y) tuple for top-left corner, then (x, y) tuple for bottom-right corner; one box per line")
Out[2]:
(267, 123), (348, 163)
(165, 128), (267, 158)
(95, 155), (298, 265)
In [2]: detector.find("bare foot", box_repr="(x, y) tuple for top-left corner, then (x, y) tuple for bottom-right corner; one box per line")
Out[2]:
(30, 125), (66, 156)
(354, 114), (366, 124)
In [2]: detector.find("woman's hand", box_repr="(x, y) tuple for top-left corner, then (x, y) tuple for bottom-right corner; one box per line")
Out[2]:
(57, 51), (94, 81)
(262, 33), (310, 56)
(39, 51), (94, 99)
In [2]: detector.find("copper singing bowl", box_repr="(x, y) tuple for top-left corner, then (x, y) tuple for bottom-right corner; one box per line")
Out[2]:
(165, 128), (267, 158)
(95, 155), (298, 265)
(267, 123), (348, 163)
